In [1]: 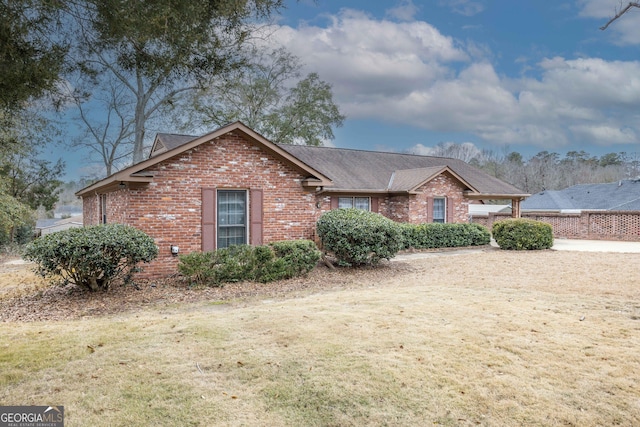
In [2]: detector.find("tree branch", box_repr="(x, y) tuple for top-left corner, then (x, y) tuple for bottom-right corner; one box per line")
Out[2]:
(600, 2), (640, 30)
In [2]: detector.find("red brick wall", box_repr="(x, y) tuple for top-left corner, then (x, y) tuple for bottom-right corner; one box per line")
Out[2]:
(83, 194), (98, 225)
(83, 134), (476, 278)
(410, 172), (469, 224)
(84, 131), (320, 277)
(474, 210), (640, 241)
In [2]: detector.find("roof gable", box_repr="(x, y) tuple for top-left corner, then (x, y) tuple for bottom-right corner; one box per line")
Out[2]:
(150, 133), (197, 157)
(76, 122), (332, 196)
(388, 166), (478, 193)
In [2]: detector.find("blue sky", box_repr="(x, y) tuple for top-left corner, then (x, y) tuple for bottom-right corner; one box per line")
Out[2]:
(51, 0), (640, 180)
(272, 0), (640, 156)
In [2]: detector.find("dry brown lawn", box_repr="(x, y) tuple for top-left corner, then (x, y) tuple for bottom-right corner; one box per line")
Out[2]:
(1, 249), (640, 426)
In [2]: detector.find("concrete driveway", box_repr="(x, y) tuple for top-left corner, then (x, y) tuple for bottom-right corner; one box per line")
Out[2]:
(550, 238), (640, 253)
(394, 238), (640, 262)
(489, 238), (640, 253)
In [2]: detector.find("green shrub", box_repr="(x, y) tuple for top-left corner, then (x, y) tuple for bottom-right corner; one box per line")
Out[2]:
(23, 224), (158, 291)
(178, 240), (321, 286)
(492, 219), (554, 250)
(400, 222), (491, 249)
(267, 240), (321, 280)
(175, 251), (216, 285)
(316, 209), (403, 266)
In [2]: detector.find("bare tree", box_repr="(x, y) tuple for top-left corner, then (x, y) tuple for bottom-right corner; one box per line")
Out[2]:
(70, 78), (135, 176)
(423, 141), (481, 163)
(600, 2), (640, 30)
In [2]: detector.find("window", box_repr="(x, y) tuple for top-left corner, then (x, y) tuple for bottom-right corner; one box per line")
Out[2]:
(99, 194), (107, 224)
(338, 197), (370, 211)
(217, 190), (247, 248)
(433, 197), (445, 223)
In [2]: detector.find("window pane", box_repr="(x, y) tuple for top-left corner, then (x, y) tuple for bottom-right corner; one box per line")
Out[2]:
(218, 190), (247, 248)
(354, 197), (370, 211)
(338, 197), (354, 209)
(433, 198), (445, 223)
(218, 226), (246, 248)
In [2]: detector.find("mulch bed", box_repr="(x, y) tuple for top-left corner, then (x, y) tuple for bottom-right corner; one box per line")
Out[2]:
(0, 261), (416, 323)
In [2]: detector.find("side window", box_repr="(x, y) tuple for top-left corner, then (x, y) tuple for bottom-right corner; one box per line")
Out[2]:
(354, 197), (370, 210)
(217, 190), (247, 248)
(433, 197), (445, 223)
(338, 197), (370, 211)
(100, 194), (107, 224)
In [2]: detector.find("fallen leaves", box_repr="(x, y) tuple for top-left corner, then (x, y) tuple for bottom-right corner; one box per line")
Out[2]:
(0, 261), (413, 323)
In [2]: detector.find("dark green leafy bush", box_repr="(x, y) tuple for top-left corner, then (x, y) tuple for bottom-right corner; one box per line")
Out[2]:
(492, 218), (554, 250)
(400, 222), (491, 249)
(23, 224), (158, 291)
(316, 209), (403, 266)
(269, 240), (321, 278)
(178, 240), (321, 286)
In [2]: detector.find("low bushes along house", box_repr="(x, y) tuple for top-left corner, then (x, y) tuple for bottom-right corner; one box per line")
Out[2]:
(76, 122), (528, 277)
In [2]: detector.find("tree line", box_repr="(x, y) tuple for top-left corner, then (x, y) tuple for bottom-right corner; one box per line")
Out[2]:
(425, 142), (640, 195)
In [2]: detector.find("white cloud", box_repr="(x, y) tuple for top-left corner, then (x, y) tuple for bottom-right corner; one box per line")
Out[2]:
(386, 0), (420, 22)
(536, 57), (640, 108)
(272, 8), (640, 150)
(274, 9), (468, 102)
(569, 124), (637, 145)
(440, 0), (485, 17)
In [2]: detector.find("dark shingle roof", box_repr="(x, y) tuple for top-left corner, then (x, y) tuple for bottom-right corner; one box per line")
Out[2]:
(279, 144), (526, 196)
(152, 133), (197, 156)
(389, 167), (447, 191)
(522, 179), (640, 210)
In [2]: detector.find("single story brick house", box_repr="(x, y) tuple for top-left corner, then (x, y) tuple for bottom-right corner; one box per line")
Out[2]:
(77, 122), (528, 277)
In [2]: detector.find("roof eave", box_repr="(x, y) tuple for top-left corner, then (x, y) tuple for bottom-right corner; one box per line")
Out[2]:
(319, 189), (395, 195)
(464, 191), (530, 200)
(76, 175), (153, 196)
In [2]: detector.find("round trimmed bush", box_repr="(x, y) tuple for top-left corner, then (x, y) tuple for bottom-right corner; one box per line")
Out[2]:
(316, 208), (403, 266)
(492, 218), (553, 250)
(24, 224), (158, 291)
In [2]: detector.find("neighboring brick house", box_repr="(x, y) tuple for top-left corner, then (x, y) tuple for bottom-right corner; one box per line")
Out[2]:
(77, 122), (528, 277)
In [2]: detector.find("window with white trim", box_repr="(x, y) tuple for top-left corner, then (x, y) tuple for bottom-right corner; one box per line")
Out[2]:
(338, 197), (370, 211)
(433, 197), (446, 223)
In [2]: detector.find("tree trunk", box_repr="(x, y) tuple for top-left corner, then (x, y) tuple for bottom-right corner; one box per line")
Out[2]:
(132, 73), (147, 164)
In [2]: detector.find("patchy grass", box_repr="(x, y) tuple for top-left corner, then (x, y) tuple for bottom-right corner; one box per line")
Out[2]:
(1, 250), (640, 426)
(0, 258), (49, 301)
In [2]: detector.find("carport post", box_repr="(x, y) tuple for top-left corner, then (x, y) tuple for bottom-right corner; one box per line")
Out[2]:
(511, 198), (522, 218)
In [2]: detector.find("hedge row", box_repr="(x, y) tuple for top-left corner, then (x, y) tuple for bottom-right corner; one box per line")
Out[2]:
(399, 222), (491, 250)
(178, 240), (321, 286)
(316, 209), (492, 266)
